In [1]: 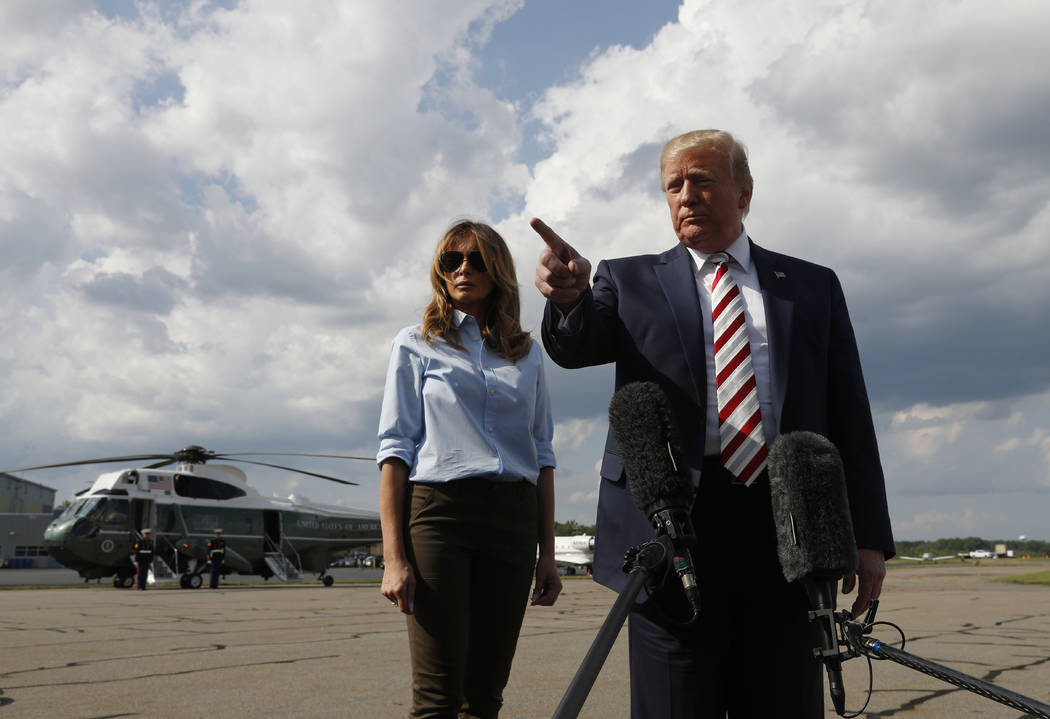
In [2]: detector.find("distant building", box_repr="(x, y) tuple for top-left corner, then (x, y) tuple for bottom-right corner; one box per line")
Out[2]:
(1, 473), (58, 568)
(1, 473), (55, 514)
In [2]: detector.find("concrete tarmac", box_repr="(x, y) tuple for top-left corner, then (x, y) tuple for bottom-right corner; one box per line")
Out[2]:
(0, 566), (385, 587)
(1, 561), (1048, 718)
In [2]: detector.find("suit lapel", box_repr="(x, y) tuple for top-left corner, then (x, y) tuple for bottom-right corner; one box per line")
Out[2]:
(653, 244), (706, 408)
(751, 240), (792, 423)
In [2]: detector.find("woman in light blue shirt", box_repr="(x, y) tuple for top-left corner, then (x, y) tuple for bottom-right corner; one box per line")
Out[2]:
(378, 220), (561, 718)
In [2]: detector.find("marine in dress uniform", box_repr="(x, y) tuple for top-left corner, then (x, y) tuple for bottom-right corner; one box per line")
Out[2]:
(207, 529), (226, 589)
(133, 529), (154, 590)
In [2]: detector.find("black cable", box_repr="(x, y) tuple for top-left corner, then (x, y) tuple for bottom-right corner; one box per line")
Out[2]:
(835, 619), (904, 717)
(836, 654), (874, 718)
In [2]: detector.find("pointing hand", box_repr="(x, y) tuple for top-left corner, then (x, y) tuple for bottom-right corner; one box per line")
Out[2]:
(531, 217), (591, 312)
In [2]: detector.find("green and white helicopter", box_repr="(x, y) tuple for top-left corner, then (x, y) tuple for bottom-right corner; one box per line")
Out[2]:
(3, 446), (380, 588)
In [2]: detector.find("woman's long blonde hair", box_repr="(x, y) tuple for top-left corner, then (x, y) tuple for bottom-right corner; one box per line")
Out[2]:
(421, 220), (531, 362)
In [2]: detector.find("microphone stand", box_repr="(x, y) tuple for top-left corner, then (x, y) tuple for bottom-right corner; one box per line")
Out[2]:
(551, 536), (675, 719)
(801, 578), (847, 716)
(835, 602), (1050, 718)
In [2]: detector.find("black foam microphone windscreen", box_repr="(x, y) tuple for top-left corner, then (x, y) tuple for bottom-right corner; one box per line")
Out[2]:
(768, 431), (858, 584)
(609, 382), (701, 619)
(607, 382), (692, 517)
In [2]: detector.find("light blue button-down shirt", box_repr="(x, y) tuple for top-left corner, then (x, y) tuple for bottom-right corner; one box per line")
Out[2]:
(377, 311), (556, 484)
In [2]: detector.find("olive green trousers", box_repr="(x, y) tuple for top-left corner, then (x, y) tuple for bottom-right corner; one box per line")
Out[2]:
(404, 478), (538, 719)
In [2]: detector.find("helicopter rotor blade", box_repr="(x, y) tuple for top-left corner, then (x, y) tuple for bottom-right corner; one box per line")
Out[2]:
(1, 448), (367, 484)
(0, 455), (175, 474)
(220, 457), (358, 485)
(214, 452), (375, 462)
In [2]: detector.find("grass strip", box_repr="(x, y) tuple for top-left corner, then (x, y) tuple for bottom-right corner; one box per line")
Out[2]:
(995, 570), (1050, 586)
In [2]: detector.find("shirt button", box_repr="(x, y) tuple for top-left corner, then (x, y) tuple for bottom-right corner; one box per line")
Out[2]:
(488, 427), (493, 432)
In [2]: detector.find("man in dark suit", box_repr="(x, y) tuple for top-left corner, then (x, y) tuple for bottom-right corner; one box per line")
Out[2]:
(532, 129), (894, 718)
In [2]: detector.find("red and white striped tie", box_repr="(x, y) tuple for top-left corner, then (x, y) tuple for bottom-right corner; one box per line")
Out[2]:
(710, 252), (767, 485)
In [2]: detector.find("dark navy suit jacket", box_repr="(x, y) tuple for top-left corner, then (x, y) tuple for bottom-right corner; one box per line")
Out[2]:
(542, 239), (895, 594)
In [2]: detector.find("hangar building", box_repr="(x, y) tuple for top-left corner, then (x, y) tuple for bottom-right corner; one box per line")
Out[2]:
(1, 473), (58, 568)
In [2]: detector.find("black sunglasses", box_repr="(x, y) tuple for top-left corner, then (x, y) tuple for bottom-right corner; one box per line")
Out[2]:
(439, 250), (487, 274)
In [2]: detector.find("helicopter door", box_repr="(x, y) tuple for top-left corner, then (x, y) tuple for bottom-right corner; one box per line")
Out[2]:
(130, 499), (175, 583)
(261, 510), (300, 582)
(263, 510), (281, 552)
(131, 499), (155, 533)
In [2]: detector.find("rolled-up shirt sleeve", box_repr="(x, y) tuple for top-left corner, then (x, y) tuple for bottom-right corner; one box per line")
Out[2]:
(533, 348), (556, 470)
(377, 328), (424, 469)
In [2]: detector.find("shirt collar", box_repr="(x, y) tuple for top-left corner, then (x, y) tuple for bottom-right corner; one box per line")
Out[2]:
(452, 309), (470, 327)
(452, 309), (484, 331)
(685, 226), (751, 271)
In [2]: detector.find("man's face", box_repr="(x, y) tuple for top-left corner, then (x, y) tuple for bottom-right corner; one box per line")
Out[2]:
(661, 145), (751, 253)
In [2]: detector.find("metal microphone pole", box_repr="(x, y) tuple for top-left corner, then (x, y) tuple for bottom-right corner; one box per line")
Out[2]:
(856, 636), (1050, 718)
(551, 537), (674, 719)
(841, 615), (1050, 718)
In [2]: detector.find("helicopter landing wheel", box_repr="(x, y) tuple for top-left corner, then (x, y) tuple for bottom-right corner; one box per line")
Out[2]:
(322, 575), (334, 587)
(179, 574), (191, 589)
(188, 573), (203, 589)
(114, 574), (134, 588)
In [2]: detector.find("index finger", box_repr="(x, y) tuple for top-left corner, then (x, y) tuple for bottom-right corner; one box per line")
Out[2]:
(529, 217), (572, 256)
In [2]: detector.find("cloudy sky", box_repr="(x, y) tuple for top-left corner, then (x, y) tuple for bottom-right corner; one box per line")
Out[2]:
(2, 0), (1049, 542)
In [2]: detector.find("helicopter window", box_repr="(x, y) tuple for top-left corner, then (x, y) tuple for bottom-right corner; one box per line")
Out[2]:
(158, 506), (178, 533)
(190, 515), (219, 531)
(173, 475), (247, 500)
(59, 500), (84, 519)
(215, 482), (246, 499)
(75, 497), (101, 518)
(85, 498), (130, 525)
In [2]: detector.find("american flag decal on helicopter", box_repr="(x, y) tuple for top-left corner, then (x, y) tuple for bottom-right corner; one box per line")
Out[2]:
(147, 474), (172, 491)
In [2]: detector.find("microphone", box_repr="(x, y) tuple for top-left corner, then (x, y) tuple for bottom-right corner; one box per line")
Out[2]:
(769, 431), (858, 717)
(608, 382), (701, 619)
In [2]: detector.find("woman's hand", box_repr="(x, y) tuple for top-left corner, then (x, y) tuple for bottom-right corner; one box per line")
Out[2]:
(378, 459), (414, 614)
(381, 556), (416, 614)
(530, 554), (563, 606)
